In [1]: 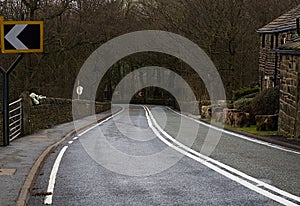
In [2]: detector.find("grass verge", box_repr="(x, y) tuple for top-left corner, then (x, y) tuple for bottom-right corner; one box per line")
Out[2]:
(209, 119), (281, 136)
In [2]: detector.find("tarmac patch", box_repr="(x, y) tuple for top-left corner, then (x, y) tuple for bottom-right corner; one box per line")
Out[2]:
(0, 168), (16, 176)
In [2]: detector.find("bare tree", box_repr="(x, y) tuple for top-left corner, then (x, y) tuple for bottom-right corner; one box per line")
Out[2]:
(1, 0), (300, 100)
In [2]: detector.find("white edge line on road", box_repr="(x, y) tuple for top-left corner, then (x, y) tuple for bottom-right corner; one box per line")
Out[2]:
(78, 107), (125, 137)
(44, 146), (68, 205)
(144, 106), (300, 205)
(167, 107), (300, 155)
(44, 108), (124, 205)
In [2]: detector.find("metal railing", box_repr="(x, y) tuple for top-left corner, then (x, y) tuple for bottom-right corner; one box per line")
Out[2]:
(9, 98), (22, 141)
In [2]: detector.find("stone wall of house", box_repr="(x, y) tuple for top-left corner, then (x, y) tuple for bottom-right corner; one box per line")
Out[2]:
(295, 60), (300, 139)
(259, 32), (295, 91)
(279, 54), (300, 139)
(0, 116), (2, 144)
(298, 89), (300, 137)
(259, 33), (276, 89)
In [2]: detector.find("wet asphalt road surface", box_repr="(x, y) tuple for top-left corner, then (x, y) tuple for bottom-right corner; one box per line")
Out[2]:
(28, 105), (299, 206)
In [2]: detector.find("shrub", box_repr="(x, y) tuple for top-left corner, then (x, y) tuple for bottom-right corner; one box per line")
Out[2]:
(232, 86), (260, 101)
(249, 86), (280, 116)
(232, 87), (279, 125)
(233, 98), (253, 112)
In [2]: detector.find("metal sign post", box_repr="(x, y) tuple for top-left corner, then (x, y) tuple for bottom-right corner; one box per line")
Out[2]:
(0, 16), (43, 146)
(0, 55), (24, 146)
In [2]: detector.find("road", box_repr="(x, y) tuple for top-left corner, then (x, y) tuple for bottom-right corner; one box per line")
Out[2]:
(29, 105), (300, 206)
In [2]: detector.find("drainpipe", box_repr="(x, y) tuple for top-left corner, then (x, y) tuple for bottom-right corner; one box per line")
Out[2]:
(296, 18), (300, 138)
(297, 18), (300, 36)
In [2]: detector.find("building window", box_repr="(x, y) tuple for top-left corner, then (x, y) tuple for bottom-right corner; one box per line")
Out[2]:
(271, 35), (274, 49)
(280, 34), (287, 45)
(262, 34), (266, 48)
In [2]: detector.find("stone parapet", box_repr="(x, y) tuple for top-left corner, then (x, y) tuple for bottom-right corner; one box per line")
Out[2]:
(20, 92), (111, 136)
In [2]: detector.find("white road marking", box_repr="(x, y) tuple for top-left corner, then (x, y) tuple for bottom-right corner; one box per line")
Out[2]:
(78, 107), (125, 137)
(44, 146), (68, 205)
(148, 107), (300, 202)
(144, 106), (300, 206)
(43, 109), (124, 204)
(168, 107), (300, 155)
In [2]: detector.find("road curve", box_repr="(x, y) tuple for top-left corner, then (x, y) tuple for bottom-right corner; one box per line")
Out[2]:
(28, 105), (299, 206)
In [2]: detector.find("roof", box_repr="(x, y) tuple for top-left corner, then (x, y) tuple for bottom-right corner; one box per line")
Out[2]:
(277, 37), (300, 55)
(257, 5), (300, 34)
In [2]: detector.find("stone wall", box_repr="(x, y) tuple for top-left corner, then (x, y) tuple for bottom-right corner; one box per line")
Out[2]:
(0, 115), (2, 144)
(0, 92), (111, 141)
(279, 54), (300, 139)
(23, 94), (110, 135)
(298, 96), (300, 138)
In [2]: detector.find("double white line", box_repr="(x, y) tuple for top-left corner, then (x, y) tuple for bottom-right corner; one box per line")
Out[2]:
(143, 106), (300, 206)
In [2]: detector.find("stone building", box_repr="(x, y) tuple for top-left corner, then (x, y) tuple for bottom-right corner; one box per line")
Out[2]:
(257, 5), (300, 91)
(277, 39), (300, 139)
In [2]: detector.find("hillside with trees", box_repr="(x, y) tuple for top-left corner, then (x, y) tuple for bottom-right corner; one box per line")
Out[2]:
(0, 0), (299, 101)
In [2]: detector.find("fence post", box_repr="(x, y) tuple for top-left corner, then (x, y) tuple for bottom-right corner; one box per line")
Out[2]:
(20, 91), (32, 135)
